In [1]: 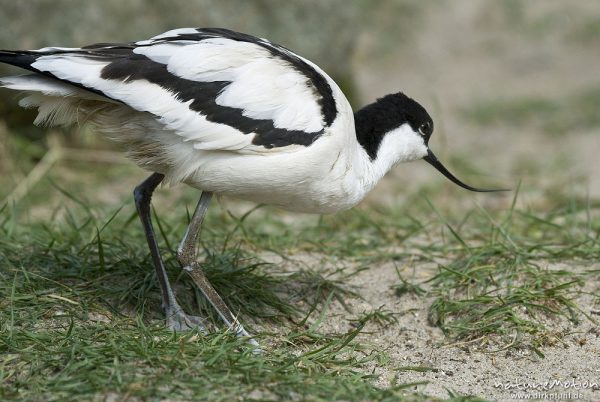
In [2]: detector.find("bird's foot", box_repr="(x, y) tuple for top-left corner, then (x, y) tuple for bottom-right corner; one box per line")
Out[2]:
(233, 324), (261, 352)
(165, 307), (208, 333)
(166, 308), (261, 351)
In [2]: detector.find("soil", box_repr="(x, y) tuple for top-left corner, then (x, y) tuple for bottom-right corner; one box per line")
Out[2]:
(311, 257), (600, 401)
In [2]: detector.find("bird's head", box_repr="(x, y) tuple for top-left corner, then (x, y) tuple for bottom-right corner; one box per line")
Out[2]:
(355, 92), (506, 192)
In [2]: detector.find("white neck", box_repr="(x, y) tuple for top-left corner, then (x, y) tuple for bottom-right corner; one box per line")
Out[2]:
(345, 123), (428, 202)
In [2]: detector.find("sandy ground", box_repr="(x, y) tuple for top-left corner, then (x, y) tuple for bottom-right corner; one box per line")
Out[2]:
(342, 2), (600, 400)
(257, 229), (599, 401)
(321, 258), (599, 401)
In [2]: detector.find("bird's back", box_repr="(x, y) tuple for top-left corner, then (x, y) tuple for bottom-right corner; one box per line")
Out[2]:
(0, 28), (367, 212)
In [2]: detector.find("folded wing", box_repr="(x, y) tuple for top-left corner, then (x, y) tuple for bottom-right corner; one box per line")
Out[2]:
(0, 28), (338, 153)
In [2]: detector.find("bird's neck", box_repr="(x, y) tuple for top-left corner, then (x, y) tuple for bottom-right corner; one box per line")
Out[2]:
(350, 112), (424, 197)
(354, 107), (386, 161)
(339, 119), (393, 201)
(354, 109), (411, 173)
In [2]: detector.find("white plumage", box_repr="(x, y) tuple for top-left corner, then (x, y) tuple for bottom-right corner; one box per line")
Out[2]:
(0, 28), (412, 212)
(0, 28), (501, 343)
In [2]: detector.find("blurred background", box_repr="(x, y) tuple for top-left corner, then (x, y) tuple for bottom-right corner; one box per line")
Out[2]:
(0, 0), (598, 218)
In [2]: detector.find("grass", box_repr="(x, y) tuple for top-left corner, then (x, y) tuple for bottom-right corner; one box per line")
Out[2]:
(0, 144), (598, 400)
(0, 189), (499, 401)
(401, 189), (599, 353)
(0, 199), (401, 401)
(1, 322), (388, 401)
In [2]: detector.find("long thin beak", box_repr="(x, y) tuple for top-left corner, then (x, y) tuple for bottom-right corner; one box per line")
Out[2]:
(423, 149), (509, 193)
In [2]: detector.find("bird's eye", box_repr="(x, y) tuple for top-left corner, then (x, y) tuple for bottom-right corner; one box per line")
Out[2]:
(418, 122), (431, 136)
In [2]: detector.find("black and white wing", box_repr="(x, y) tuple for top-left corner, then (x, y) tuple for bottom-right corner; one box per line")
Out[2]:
(0, 28), (339, 152)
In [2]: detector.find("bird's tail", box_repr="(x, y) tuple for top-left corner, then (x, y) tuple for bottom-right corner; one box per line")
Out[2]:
(0, 50), (113, 128)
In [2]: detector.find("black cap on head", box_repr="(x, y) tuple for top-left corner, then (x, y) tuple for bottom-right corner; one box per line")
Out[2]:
(354, 92), (434, 159)
(390, 93), (434, 145)
(377, 92), (434, 144)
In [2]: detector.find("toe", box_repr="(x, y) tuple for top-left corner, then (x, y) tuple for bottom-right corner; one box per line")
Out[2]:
(167, 312), (207, 333)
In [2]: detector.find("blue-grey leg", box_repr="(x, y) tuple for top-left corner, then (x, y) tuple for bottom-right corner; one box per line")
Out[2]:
(177, 192), (259, 347)
(134, 173), (206, 332)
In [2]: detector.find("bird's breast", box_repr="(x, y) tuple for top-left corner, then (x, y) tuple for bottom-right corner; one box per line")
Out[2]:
(182, 129), (369, 214)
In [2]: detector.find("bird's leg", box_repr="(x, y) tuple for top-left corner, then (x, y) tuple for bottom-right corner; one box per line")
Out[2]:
(176, 191), (213, 266)
(134, 173), (206, 332)
(177, 192), (258, 346)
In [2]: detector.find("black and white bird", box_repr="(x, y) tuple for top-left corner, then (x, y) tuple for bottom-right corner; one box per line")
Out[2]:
(0, 28), (503, 344)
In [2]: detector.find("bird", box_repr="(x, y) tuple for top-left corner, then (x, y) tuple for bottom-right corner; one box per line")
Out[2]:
(0, 27), (504, 345)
